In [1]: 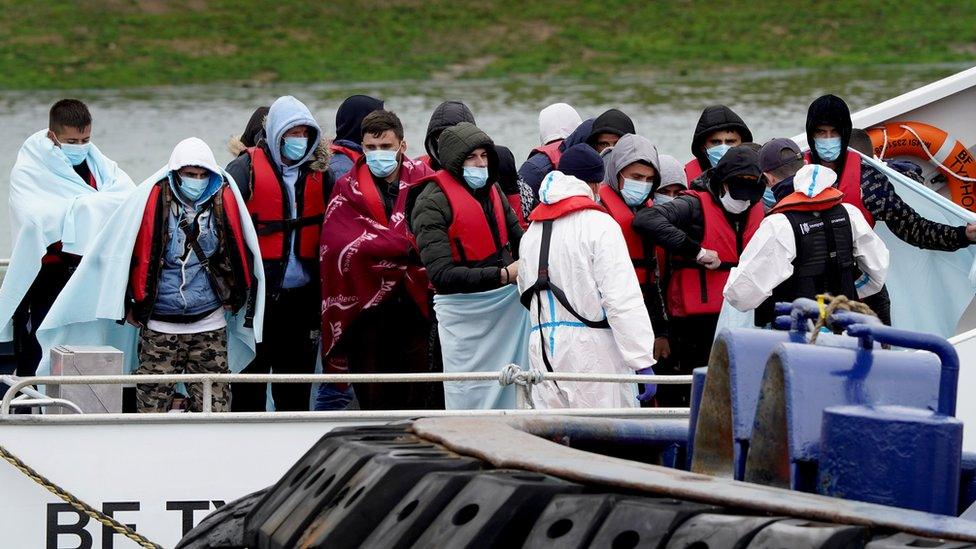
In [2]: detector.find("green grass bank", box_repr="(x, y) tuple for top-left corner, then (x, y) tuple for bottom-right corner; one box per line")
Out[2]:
(1, 0), (974, 89)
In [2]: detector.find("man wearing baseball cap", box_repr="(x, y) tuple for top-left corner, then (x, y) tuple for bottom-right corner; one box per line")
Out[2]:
(724, 163), (889, 327)
(758, 137), (805, 206)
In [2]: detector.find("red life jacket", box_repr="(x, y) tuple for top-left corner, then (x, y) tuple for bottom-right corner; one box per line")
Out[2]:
(528, 195), (604, 221)
(130, 182), (252, 305)
(246, 146), (326, 261)
(598, 184), (657, 285)
(804, 150), (875, 226)
(530, 140), (563, 167)
(684, 158), (704, 184)
(507, 193), (528, 230)
(328, 143), (363, 165)
(667, 189), (763, 317)
(426, 171), (509, 263)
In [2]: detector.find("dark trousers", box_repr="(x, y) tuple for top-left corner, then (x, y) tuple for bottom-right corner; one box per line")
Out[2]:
(655, 313), (719, 407)
(13, 261), (75, 377)
(232, 284), (319, 411)
(335, 292), (431, 410)
(861, 285), (892, 326)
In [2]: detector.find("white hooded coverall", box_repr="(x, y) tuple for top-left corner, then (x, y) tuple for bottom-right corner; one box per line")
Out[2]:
(517, 171), (655, 408)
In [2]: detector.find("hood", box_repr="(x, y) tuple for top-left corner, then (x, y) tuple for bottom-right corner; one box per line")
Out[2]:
(792, 164), (838, 197)
(538, 170), (594, 205)
(588, 109), (636, 144)
(228, 106), (269, 157)
(494, 144), (518, 195)
(167, 137), (223, 204)
(335, 95), (384, 144)
(603, 134), (660, 192)
(265, 95), (322, 169)
(424, 101), (476, 168)
(437, 122), (497, 184)
(657, 154), (687, 191)
(539, 103), (582, 145)
(559, 118), (595, 152)
(691, 105), (752, 169)
(806, 94), (853, 168)
(710, 145), (763, 201)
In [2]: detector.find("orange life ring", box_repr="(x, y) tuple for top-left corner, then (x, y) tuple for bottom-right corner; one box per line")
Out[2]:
(867, 122), (976, 212)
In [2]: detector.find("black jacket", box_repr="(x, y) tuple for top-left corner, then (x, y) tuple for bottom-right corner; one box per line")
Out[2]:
(408, 122), (524, 294)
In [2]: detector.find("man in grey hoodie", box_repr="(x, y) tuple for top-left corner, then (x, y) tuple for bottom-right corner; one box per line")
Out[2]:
(226, 95), (331, 411)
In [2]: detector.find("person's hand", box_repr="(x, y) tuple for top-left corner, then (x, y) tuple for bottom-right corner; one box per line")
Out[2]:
(696, 248), (721, 270)
(653, 337), (671, 360)
(125, 310), (143, 329)
(501, 260), (519, 284)
(636, 366), (657, 402)
(966, 223), (976, 243)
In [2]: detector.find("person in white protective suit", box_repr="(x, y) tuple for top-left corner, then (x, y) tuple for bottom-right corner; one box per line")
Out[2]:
(724, 162), (889, 325)
(517, 169), (657, 409)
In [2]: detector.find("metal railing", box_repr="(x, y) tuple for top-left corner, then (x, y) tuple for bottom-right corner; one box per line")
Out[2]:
(1, 371), (693, 417)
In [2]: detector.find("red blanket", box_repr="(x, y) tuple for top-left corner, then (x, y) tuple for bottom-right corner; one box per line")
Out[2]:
(320, 157), (432, 380)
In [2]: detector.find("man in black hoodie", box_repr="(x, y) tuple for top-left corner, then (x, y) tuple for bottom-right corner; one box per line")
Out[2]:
(633, 146), (765, 382)
(685, 105), (753, 183)
(328, 94), (384, 180)
(805, 94), (976, 324)
(420, 100), (476, 169)
(587, 108), (636, 154)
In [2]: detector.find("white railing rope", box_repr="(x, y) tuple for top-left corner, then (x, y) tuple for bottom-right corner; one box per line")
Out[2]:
(1, 370), (693, 415)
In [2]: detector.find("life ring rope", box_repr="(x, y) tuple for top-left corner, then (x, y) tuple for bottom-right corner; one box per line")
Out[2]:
(881, 124), (976, 183)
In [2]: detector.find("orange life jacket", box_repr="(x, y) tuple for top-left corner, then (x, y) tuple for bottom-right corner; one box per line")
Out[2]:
(666, 189), (763, 317)
(246, 146), (326, 261)
(426, 171), (509, 263)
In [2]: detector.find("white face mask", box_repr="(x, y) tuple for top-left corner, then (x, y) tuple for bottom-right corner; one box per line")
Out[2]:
(720, 192), (751, 214)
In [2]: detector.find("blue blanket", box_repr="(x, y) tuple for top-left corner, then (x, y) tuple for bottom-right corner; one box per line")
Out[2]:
(0, 130), (135, 341)
(434, 284), (530, 409)
(34, 158), (265, 379)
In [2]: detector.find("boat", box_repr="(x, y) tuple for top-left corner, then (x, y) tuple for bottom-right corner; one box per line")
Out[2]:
(1, 67), (976, 548)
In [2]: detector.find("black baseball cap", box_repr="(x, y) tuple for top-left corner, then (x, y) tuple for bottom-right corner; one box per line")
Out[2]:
(758, 138), (802, 173)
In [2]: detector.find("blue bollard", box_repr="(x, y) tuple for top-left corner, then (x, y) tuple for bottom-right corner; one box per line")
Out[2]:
(685, 367), (708, 470)
(819, 404), (962, 515)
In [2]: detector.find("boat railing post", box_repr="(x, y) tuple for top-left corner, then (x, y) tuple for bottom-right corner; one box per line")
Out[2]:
(202, 378), (213, 413)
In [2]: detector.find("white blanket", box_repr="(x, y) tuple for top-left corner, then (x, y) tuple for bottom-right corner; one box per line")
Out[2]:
(34, 138), (265, 378)
(0, 129), (135, 341)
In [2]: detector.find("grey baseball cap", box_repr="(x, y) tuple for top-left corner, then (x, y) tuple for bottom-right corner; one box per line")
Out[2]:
(758, 138), (802, 172)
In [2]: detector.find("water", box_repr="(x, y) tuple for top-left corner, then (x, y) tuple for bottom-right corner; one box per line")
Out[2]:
(0, 63), (967, 258)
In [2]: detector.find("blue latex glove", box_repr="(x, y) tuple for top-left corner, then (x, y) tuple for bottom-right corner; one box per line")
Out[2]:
(636, 366), (657, 402)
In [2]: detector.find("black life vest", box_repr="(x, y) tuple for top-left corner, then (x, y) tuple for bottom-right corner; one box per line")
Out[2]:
(755, 203), (858, 327)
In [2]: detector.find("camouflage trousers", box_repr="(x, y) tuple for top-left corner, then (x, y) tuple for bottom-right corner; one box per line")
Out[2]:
(135, 327), (230, 413)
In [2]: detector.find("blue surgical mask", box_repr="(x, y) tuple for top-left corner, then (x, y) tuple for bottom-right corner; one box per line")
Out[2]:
(282, 136), (308, 161)
(179, 174), (209, 201)
(814, 137), (842, 162)
(706, 143), (731, 167)
(762, 187), (777, 208)
(60, 142), (90, 166)
(365, 149), (399, 178)
(462, 166), (489, 190)
(653, 192), (674, 206)
(620, 178), (653, 207)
